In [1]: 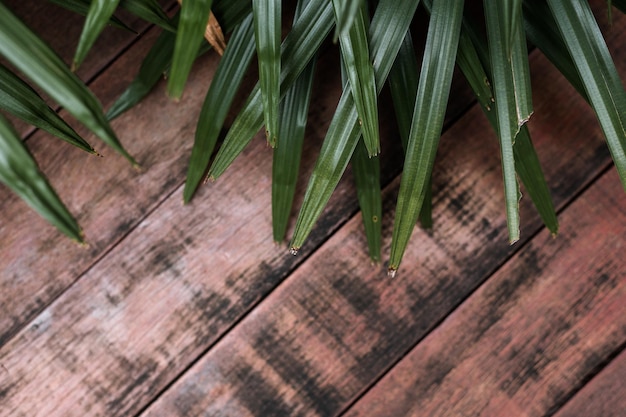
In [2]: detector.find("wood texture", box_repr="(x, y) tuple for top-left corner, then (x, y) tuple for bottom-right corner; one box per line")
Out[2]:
(1, 1), (625, 416)
(0, 24), (219, 347)
(344, 169), (626, 417)
(138, 23), (626, 416)
(0, 12), (479, 417)
(554, 349), (626, 417)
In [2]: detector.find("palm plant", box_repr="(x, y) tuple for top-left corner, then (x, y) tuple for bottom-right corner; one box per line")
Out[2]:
(1, 0), (625, 275)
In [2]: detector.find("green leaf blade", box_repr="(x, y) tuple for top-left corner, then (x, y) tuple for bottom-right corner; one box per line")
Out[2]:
(0, 114), (82, 241)
(120, 0), (176, 32)
(547, 0), (626, 190)
(0, 65), (94, 153)
(208, 0), (335, 180)
(334, 2), (380, 156)
(289, 0), (421, 253)
(483, 0), (523, 244)
(388, 30), (433, 228)
(388, 0), (464, 275)
(183, 13), (256, 203)
(271, 0), (317, 242)
(272, 57), (316, 242)
(456, 14), (558, 236)
(50, 0), (133, 31)
(168, 0), (213, 100)
(73, 0), (122, 70)
(0, 3), (135, 164)
(253, 0), (281, 147)
(352, 138), (382, 262)
(332, 0), (363, 41)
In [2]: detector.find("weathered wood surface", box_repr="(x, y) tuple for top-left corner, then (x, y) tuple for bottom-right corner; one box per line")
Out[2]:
(343, 169), (626, 417)
(0, 19), (216, 346)
(0, 12), (475, 417)
(137, 36), (626, 415)
(0, 1), (625, 416)
(554, 349), (626, 417)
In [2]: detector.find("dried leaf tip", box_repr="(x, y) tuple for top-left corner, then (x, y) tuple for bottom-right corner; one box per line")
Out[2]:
(206, 11), (226, 56)
(290, 247), (299, 256)
(387, 267), (397, 278)
(177, 0), (226, 55)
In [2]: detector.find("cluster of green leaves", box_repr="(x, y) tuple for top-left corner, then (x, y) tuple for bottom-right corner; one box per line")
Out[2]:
(1, 0), (625, 274)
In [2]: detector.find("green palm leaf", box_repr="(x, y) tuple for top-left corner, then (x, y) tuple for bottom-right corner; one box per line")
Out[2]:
(352, 138), (382, 261)
(547, 0), (626, 189)
(332, 0), (363, 41)
(73, 0), (122, 70)
(289, 0), (421, 254)
(333, 1), (380, 156)
(0, 2), (135, 164)
(0, 114), (83, 242)
(522, 1), (587, 99)
(120, 0), (176, 32)
(106, 15), (179, 120)
(168, 0), (213, 100)
(453, 15), (558, 236)
(388, 32), (434, 229)
(208, 0), (335, 180)
(388, 0), (464, 276)
(49, 0), (134, 31)
(272, 0), (316, 242)
(253, 0), (281, 147)
(0, 64), (94, 153)
(482, 0), (527, 244)
(107, 0), (252, 120)
(340, 43), (382, 261)
(184, 12), (256, 203)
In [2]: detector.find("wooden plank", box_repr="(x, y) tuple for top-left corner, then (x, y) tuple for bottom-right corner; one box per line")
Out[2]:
(553, 349), (626, 417)
(344, 169), (626, 417)
(0, 26), (223, 347)
(0, 2), (476, 350)
(0, 28), (477, 417)
(136, 9), (626, 415)
(4, 0), (167, 137)
(1, 3), (623, 417)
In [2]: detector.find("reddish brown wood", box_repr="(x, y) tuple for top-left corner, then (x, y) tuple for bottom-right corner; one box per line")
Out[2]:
(344, 170), (626, 417)
(135, 10), (626, 414)
(0, 1), (624, 416)
(0, 25), (475, 417)
(0, 27), (223, 346)
(553, 349), (626, 417)
(0, 3), (475, 352)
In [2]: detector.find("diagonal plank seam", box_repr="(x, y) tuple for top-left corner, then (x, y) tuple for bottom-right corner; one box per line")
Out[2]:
(337, 161), (619, 417)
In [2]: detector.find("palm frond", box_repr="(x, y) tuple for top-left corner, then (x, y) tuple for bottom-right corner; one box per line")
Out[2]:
(548, 0), (626, 190)
(168, 0), (214, 100)
(208, 0), (335, 180)
(388, 0), (464, 275)
(333, 1), (380, 156)
(272, 0), (317, 242)
(0, 114), (83, 241)
(290, 0), (421, 254)
(253, 0), (281, 147)
(184, 12), (256, 203)
(0, 2), (135, 164)
(73, 0), (122, 70)
(0, 64), (94, 153)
